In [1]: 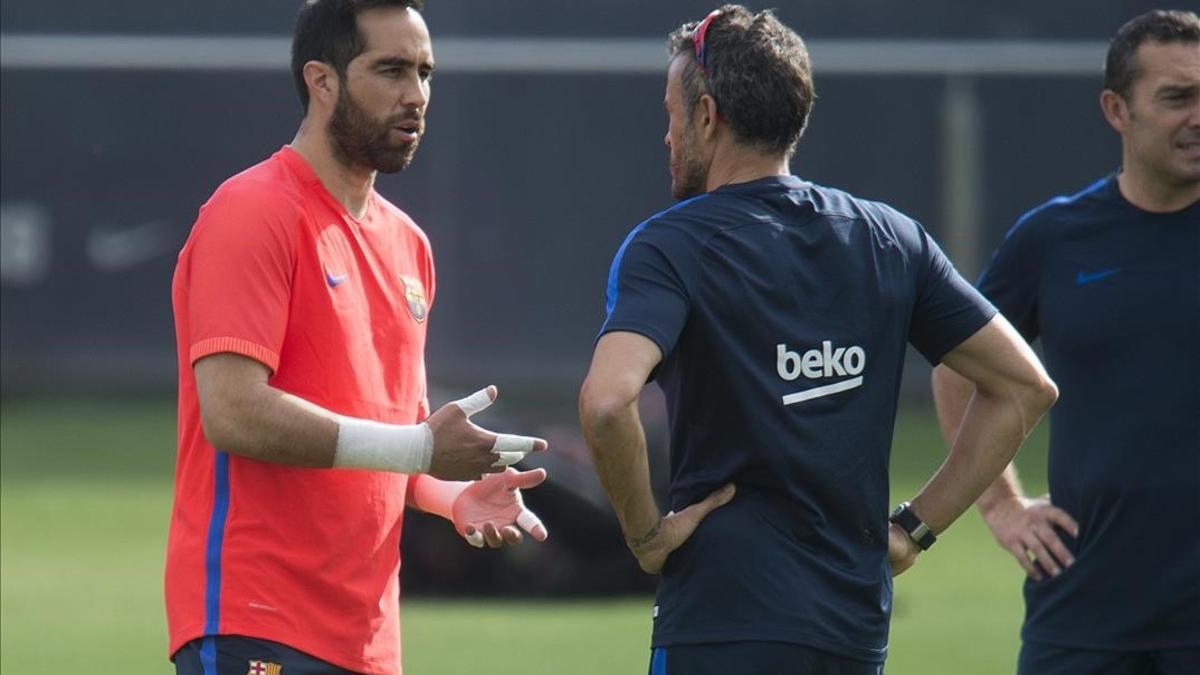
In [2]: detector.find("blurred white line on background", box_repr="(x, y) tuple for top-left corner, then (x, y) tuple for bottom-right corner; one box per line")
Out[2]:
(1, 34), (1105, 75)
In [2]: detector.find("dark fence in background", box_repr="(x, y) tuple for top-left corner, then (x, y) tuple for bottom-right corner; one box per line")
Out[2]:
(0, 0), (1156, 395)
(0, 0), (1155, 593)
(0, 67), (1122, 394)
(0, 0), (1157, 38)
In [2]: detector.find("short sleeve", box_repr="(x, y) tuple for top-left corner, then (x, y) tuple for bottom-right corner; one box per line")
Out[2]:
(179, 187), (297, 373)
(976, 214), (1042, 342)
(598, 227), (693, 358)
(908, 224), (997, 364)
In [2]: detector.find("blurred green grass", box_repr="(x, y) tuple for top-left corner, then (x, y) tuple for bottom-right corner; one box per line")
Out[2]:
(0, 397), (1048, 674)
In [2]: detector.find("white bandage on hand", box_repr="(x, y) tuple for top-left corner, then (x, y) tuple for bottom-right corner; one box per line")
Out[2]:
(450, 388), (541, 468)
(462, 510), (543, 549)
(451, 388), (495, 416)
(516, 509), (544, 534)
(491, 433), (539, 467)
(332, 416), (433, 474)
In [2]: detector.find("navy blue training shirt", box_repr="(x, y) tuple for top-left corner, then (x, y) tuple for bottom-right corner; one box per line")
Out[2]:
(978, 174), (1200, 651)
(600, 176), (995, 662)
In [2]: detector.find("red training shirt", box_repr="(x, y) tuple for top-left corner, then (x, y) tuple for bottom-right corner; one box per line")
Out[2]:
(166, 146), (435, 673)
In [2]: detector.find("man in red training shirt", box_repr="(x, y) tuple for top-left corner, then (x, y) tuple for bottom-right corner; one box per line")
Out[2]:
(166, 2), (549, 673)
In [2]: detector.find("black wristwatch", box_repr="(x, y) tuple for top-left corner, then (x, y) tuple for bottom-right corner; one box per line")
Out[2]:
(889, 501), (936, 550)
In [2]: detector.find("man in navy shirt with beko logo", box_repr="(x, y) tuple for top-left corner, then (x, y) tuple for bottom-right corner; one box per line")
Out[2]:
(578, 5), (1060, 674)
(933, 10), (1199, 675)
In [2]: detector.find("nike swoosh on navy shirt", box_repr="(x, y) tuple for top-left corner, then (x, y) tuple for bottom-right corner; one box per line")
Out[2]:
(1075, 268), (1120, 286)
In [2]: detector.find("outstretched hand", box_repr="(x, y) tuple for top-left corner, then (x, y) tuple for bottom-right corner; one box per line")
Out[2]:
(452, 467), (548, 548)
(425, 386), (548, 481)
(982, 494), (1078, 580)
(626, 484), (736, 574)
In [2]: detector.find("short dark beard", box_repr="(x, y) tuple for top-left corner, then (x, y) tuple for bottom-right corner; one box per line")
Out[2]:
(328, 85), (419, 174)
(671, 120), (709, 200)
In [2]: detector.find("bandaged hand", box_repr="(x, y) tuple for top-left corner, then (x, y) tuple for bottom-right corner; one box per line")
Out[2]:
(425, 385), (548, 481)
(452, 467), (549, 548)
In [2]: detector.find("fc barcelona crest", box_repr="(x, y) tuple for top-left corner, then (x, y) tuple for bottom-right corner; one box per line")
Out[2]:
(247, 660), (282, 675)
(401, 275), (428, 323)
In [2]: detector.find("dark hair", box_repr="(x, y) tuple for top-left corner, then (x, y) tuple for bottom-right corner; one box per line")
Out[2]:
(667, 4), (814, 158)
(1104, 9), (1200, 98)
(291, 0), (425, 111)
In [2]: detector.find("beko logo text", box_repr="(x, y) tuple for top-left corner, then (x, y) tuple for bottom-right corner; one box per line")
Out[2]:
(777, 341), (867, 406)
(776, 341), (866, 380)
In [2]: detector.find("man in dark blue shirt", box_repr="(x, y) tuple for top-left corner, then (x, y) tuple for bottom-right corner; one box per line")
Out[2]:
(933, 10), (1200, 675)
(579, 5), (1059, 674)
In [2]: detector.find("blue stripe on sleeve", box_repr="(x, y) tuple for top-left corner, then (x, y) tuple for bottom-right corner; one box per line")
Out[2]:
(203, 452), (231, 640)
(605, 194), (709, 319)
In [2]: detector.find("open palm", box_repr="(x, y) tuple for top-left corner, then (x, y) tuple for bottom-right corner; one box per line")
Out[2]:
(451, 467), (548, 547)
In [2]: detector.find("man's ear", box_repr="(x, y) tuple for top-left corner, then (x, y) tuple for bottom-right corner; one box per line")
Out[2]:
(303, 60), (339, 110)
(697, 93), (720, 141)
(1099, 89), (1129, 135)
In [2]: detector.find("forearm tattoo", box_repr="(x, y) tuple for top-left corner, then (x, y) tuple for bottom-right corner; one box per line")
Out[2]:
(626, 520), (663, 552)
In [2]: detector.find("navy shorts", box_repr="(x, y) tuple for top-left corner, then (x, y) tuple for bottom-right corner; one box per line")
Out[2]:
(174, 635), (359, 675)
(649, 642), (883, 675)
(1018, 641), (1200, 675)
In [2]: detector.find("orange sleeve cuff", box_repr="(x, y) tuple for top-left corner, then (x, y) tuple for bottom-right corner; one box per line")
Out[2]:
(189, 336), (281, 373)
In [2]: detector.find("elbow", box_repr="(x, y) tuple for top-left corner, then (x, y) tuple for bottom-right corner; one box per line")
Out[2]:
(1013, 372), (1058, 426)
(975, 370), (1058, 433)
(578, 378), (634, 436)
(1031, 374), (1059, 414)
(199, 403), (239, 453)
(198, 391), (255, 454)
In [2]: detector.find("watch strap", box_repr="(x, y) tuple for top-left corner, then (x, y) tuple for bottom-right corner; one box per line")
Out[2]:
(890, 501), (936, 550)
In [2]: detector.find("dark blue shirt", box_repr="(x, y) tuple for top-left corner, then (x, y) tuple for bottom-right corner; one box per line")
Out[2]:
(600, 176), (995, 662)
(978, 174), (1200, 650)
